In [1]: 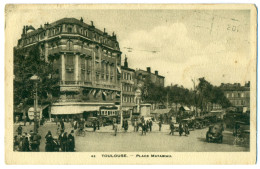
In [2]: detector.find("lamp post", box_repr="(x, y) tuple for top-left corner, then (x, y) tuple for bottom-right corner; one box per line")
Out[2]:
(30, 75), (40, 133)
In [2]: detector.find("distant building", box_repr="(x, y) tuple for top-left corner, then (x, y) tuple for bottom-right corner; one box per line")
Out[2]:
(121, 57), (135, 118)
(14, 17), (122, 119)
(220, 82), (250, 112)
(135, 67), (165, 87)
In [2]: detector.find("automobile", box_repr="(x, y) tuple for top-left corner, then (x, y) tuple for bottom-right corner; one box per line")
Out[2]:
(181, 118), (195, 130)
(194, 117), (206, 129)
(206, 124), (223, 143)
(85, 117), (98, 127)
(233, 121), (250, 137)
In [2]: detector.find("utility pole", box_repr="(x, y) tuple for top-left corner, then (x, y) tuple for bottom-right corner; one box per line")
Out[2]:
(191, 78), (197, 117)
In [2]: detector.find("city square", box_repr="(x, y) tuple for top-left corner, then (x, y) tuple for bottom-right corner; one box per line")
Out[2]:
(11, 8), (252, 154)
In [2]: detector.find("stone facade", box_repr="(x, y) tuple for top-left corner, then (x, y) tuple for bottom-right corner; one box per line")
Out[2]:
(121, 57), (135, 118)
(15, 17), (122, 118)
(221, 82), (250, 109)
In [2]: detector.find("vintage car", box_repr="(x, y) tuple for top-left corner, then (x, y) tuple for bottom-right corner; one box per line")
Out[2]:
(206, 124), (223, 143)
(194, 117), (206, 129)
(181, 118), (195, 130)
(233, 121), (250, 136)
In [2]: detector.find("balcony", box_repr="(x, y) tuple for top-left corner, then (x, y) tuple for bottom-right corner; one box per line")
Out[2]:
(59, 81), (120, 91)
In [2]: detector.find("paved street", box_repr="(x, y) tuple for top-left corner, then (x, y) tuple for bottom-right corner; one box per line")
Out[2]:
(14, 122), (249, 152)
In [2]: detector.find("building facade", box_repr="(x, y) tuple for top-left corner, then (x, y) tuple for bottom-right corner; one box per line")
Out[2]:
(15, 17), (122, 119)
(221, 82), (250, 111)
(121, 57), (136, 118)
(135, 67), (165, 87)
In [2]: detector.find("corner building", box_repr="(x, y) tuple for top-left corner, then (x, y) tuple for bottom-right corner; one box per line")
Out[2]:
(16, 18), (122, 119)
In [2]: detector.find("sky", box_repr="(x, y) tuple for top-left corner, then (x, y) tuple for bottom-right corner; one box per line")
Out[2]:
(9, 7), (252, 88)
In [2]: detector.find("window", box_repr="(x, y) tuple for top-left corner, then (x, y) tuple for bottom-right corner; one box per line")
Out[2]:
(226, 93), (229, 98)
(68, 27), (72, 33)
(241, 93), (244, 97)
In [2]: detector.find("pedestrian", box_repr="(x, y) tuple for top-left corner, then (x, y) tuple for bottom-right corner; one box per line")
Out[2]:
(60, 119), (65, 131)
(184, 123), (189, 136)
(159, 121), (162, 131)
(54, 116), (58, 125)
(45, 131), (54, 152)
(22, 115), (27, 126)
(179, 123), (184, 136)
(67, 130), (75, 152)
(146, 120), (149, 132)
(124, 120), (128, 132)
(149, 120), (153, 132)
(73, 120), (78, 130)
(17, 125), (22, 135)
(134, 119), (137, 132)
(97, 120), (100, 130)
(34, 132), (41, 151)
(21, 133), (30, 152)
(169, 122), (175, 135)
(59, 131), (67, 152)
(13, 135), (19, 151)
(114, 122), (118, 136)
(142, 122), (146, 135)
(93, 121), (96, 132)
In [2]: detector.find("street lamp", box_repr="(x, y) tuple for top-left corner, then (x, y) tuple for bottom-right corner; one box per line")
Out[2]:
(30, 75), (40, 133)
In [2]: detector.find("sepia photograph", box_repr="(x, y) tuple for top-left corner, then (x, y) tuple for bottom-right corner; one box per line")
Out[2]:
(5, 4), (257, 164)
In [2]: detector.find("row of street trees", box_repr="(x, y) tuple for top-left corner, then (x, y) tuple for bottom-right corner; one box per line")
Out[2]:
(140, 76), (231, 112)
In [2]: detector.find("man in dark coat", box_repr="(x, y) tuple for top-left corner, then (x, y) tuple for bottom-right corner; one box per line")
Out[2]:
(17, 125), (22, 135)
(67, 130), (75, 152)
(60, 119), (65, 131)
(169, 122), (175, 135)
(124, 120), (128, 132)
(149, 120), (153, 132)
(179, 123), (184, 136)
(142, 122), (146, 135)
(45, 131), (54, 152)
(158, 121), (162, 131)
(97, 120), (100, 130)
(59, 131), (67, 152)
(93, 121), (96, 132)
(146, 120), (150, 132)
(21, 134), (30, 152)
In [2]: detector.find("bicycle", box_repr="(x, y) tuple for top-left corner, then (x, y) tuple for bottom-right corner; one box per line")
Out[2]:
(76, 128), (86, 137)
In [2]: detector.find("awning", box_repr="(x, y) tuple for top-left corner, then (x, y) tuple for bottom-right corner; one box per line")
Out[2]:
(51, 105), (99, 115)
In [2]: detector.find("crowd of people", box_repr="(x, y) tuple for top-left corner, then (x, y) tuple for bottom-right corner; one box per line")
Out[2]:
(14, 116), (192, 152)
(13, 125), (41, 152)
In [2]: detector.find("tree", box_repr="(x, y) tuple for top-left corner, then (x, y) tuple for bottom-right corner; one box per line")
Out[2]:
(197, 77), (231, 110)
(14, 44), (59, 111)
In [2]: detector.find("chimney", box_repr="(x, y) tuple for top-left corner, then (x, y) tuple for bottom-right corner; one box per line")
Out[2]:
(155, 70), (158, 75)
(124, 55), (128, 68)
(80, 17), (83, 22)
(104, 28), (106, 33)
(91, 21), (94, 26)
(147, 67), (151, 73)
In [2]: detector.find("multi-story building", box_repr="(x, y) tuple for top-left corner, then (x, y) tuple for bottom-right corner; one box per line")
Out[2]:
(134, 67), (165, 113)
(121, 57), (135, 118)
(135, 67), (165, 87)
(220, 82), (250, 112)
(15, 17), (122, 120)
